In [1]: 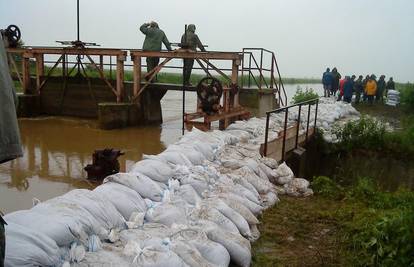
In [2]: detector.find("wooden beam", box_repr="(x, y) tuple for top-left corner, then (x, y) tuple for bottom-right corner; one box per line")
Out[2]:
(35, 54), (44, 93)
(99, 55), (104, 71)
(22, 56), (31, 94)
(116, 55), (125, 102)
(7, 47), (127, 56)
(132, 56), (141, 98)
(130, 49), (242, 60)
(232, 59), (240, 107)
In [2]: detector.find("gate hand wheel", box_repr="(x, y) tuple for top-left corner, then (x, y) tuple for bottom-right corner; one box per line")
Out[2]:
(4, 25), (21, 47)
(196, 77), (223, 115)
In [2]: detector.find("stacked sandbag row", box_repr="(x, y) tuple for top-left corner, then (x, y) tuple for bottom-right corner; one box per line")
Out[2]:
(3, 97), (354, 267)
(386, 89), (400, 106)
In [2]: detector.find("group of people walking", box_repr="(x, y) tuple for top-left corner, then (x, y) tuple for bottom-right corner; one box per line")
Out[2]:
(322, 68), (395, 104)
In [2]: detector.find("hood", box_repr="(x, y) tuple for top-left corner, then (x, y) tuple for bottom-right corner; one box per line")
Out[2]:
(187, 24), (196, 33)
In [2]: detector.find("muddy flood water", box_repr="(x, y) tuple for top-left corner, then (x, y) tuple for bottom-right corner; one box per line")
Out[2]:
(0, 91), (198, 213)
(1, 84), (325, 213)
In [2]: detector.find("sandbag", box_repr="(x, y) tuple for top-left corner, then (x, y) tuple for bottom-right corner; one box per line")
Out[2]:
(130, 159), (174, 184)
(93, 182), (147, 220)
(205, 198), (251, 238)
(134, 246), (189, 267)
(170, 240), (216, 267)
(167, 144), (206, 165)
(219, 197), (259, 225)
(189, 205), (239, 234)
(145, 203), (188, 227)
(105, 173), (164, 202)
(6, 208), (96, 247)
(4, 222), (61, 267)
(72, 247), (130, 267)
(158, 150), (193, 167)
(51, 189), (125, 231)
(170, 228), (230, 267)
(274, 162), (294, 185)
(174, 184), (202, 206)
(205, 225), (251, 267)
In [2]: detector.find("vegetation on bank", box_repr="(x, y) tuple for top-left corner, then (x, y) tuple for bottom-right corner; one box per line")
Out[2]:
(312, 176), (414, 267)
(291, 87), (319, 104)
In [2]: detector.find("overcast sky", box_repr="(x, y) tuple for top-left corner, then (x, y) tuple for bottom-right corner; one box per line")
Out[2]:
(1, 0), (413, 82)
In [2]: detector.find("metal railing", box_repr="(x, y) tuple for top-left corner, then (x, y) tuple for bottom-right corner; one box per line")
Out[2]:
(263, 98), (319, 161)
(241, 48), (288, 106)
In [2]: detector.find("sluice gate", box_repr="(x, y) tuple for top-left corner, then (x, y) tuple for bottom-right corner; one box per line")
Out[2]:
(7, 46), (287, 130)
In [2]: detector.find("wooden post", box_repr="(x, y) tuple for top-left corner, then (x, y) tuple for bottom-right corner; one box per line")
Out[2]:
(132, 55), (141, 99)
(99, 55), (104, 71)
(22, 54), (31, 94)
(232, 59), (240, 107)
(35, 53), (44, 93)
(116, 55), (125, 102)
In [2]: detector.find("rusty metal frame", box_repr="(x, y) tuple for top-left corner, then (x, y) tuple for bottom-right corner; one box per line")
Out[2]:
(263, 98), (319, 161)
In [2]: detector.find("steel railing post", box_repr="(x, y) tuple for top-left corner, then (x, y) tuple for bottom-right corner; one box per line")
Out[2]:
(264, 113), (270, 157)
(282, 108), (289, 161)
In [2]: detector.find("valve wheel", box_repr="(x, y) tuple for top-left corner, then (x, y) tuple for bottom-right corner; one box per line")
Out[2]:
(6, 24), (21, 47)
(197, 77), (223, 114)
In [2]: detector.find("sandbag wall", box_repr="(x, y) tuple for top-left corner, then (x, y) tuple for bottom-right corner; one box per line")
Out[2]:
(3, 97), (360, 267)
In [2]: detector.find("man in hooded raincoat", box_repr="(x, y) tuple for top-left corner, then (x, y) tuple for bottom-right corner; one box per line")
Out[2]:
(140, 21), (172, 76)
(181, 24), (206, 86)
(376, 75), (386, 102)
(322, 68), (333, 97)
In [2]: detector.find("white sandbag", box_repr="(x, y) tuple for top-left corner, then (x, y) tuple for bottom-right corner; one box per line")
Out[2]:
(224, 129), (252, 142)
(134, 246), (189, 267)
(126, 212), (146, 229)
(174, 184), (202, 206)
(179, 176), (210, 196)
(93, 182), (147, 220)
(6, 208), (93, 247)
(262, 191), (279, 208)
(4, 222), (61, 267)
(158, 150), (193, 167)
(105, 173), (164, 202)
(189, 205), (239, 234)
(171, 240), (216, 267)
(288, 178), (310, 193)
(259, 157), (279, 169)
(167, 145), (206, 165)
(69, 243), (86, 263)
(205, 198), (251, 238)
(236, 167), (273, 195)
(259, 162), (278, 182)
(274, 162), (294, 185)
(170, 228), (230, 267)
(52, 189), (125, 231)
(130, 159), (174, 184)
(219, 197), (260, 225)
(205, 225), (251, 267)
(145, 203), (188, 227)
(72, 248), (130, 267)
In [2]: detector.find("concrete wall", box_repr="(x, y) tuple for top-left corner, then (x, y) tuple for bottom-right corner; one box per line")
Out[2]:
(239, 88), (278, 117)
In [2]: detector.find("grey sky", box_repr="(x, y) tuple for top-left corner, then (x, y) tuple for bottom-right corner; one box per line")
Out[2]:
(1, 0), (413, 82)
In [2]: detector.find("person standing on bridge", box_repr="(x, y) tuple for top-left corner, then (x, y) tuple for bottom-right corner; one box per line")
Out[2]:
(140, 21), (172, 79)
(181, 24), (206, 86)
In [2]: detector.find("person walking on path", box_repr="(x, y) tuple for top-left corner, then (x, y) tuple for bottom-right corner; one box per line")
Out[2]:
(365, 75), (377, 105)
(331, 67), (341, 96)
(181, 24), (206, 86)
(322, 68), (333, 97)
(376, 75), (386, 102)
(354, 75), (364, 104)
(140, 21), (172, 77)
(386, 77), (395, 95)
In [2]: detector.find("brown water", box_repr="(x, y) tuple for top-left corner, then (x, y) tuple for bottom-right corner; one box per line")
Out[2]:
(0, 91), (197, 213)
